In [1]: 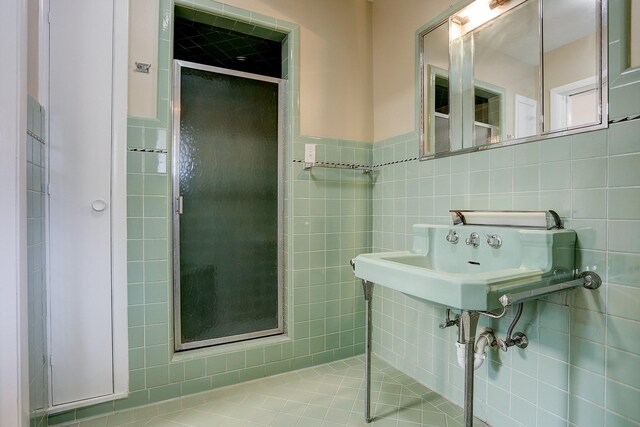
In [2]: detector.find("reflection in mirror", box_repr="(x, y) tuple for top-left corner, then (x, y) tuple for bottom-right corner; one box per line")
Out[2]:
(419, 0), (606, 159)
(422, 21), (449, 156)
(543, 0), (600, 132)
(470, 0), (540, 145)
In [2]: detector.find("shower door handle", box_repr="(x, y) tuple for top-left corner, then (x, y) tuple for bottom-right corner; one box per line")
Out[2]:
(176, 196), (184, 214)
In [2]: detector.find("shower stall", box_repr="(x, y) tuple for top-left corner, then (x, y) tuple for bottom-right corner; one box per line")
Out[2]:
(172, 60), (285, 351)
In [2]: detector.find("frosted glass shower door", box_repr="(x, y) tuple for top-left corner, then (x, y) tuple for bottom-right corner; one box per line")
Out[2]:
(173, 61), (284, 351)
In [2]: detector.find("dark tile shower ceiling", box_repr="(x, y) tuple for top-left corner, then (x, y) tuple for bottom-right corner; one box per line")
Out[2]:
(174, 17), (282, 79)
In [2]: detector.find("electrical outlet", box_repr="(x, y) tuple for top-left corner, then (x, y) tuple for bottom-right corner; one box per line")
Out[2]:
(304, 144), (316, 163)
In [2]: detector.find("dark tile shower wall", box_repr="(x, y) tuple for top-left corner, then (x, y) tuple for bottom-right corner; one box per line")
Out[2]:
(174, 9), (284, 78)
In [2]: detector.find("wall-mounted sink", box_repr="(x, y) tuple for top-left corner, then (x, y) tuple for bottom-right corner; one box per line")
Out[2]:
(354, 224), (576, 310)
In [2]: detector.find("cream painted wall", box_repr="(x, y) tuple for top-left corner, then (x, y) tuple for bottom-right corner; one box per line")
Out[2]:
(128, 0), (159, 118)
(371, 0), (451, 142)
(128, 0), (373, 141)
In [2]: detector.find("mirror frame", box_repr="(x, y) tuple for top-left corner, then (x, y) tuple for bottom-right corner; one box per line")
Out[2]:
(418, 0), (608, 160)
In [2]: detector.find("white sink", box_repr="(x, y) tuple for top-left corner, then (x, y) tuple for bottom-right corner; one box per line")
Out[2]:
(354, 224), (576, 310)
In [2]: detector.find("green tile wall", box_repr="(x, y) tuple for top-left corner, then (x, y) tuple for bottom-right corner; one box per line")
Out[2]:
(371, 114), (640, 427)
(49, 1), (370, 424)
(27, 95), (48, 427)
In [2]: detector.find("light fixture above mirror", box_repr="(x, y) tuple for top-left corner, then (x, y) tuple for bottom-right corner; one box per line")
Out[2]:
(419, 0), (607, 159)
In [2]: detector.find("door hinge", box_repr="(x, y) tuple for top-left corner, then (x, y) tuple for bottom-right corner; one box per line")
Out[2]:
(177, 196), (183, 214)
(49, 354), (53, 367)
(48, 11), (52, 24)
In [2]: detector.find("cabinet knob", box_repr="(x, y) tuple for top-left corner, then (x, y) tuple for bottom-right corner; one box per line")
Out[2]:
(92, 199), (107, 212)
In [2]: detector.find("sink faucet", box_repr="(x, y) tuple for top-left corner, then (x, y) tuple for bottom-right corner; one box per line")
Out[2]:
(465, 232), (480, 247)
(446, 229), (459, 244)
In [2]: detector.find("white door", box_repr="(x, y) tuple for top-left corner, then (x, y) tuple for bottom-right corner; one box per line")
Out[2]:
(515, 94), (537, 138)
(49, 0), (115, 405)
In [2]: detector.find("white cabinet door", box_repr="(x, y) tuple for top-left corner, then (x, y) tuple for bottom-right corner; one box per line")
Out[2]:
(49, 0), (115, 406)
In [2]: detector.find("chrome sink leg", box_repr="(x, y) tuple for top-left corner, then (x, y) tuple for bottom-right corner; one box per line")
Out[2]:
(362, 279), (374, 423)
(459, 311), (480, 427)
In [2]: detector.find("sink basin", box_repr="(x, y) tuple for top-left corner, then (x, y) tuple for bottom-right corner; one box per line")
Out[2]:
(354, 224), (576, 310)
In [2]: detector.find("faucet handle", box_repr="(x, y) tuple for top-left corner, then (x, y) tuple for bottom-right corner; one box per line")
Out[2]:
(486, 234), (502, 248)
(445, 229), (459, 244)
(465, 232), (480, 247)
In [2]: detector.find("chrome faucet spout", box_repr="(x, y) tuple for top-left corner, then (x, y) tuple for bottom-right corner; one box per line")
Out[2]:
(465, 232), (480, 247)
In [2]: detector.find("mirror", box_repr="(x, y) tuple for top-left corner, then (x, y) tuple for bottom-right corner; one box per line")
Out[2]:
(420, 0), (606, 158)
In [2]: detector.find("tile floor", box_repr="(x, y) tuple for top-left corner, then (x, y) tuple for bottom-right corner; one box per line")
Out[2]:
(62, 356), (489, 427)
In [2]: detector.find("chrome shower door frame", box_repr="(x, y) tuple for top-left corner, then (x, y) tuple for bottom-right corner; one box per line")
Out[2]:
(171, 60), (286, 351)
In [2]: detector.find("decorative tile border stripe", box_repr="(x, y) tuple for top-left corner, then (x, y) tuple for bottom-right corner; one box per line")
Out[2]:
(27, 129), (45, 144)
(127, 147), (168, 154)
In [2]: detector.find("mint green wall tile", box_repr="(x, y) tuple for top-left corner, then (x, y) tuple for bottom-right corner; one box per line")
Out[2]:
(144, 261), (168, 282)
(572, 157), (606, 189)
(570, 337), (604, 375)
(127, 196), (143, 217)
(146, 365), (168, 388)
(569, 365), (604, 405)
(169, 362), (184, 383)
(511, 370), (537, 403)
(182, 378), (211, 395)
(145, 344), (169, 367)
(607, 316), (640, 354)
(127, 261), (144, 283)
(609, 121), (640, 155)
(609, 188), (640, 220)
(489, 168), (513, 193)
(205, 354), (226, 375)
(148, 383), (181, 403)
(130, 348), (145, 370)
(144, 240), (168, 262)
(572, 189), (606, 219)
(145, 303), (168, 325)
(75, 402), (115, 420)
(128, 218), (144, 239)
(608, 284), (640, 321)
(514, 142), (540, 166)
(571, 130), (607, 159)
(143, 153), (167, 174)
(607, 347), (640, 389)
(184, 359), (205, 380)
(605, 410), (640, 427)
(145, 324), (168, 346)
(128, 306), (144, 327)
(540, 162), (570, 190)
(128, 174), (144, 195)
(570, 308), (605, 344)
(469, 171), (490, 193)
(571, 219), (607, 250)
(129, 327), (144, 348)
(514, 165), (539, 192)
(608, 253), (640, 287)
(127, 152), (144, 173)
(536, 408), (566, 427)
(226, 351), (246, 371)
(609, 153), (640, 187)
(490, 146), (514, 168)
(143, 218), (168, 239)
(211, 371), (239, 388)
(568, 395), (604, 427)
(539, 328), (569, 362)
(538, 382), (569, 419)
(143, 196), (168, 217)
(144, 128), (167, 150)
(129, 369), (146, 391)
(606, 380), (640, 424)
(145, 282), (167, 303)
(609, 221), (640, 253)
(541, 136), (571, 162)
(246, 348), (264, 367)
(143, 175), (167, 196)
(128, 240), (143, 261)
(538, 355), (568, 390)
(510, 394), (536, 426)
